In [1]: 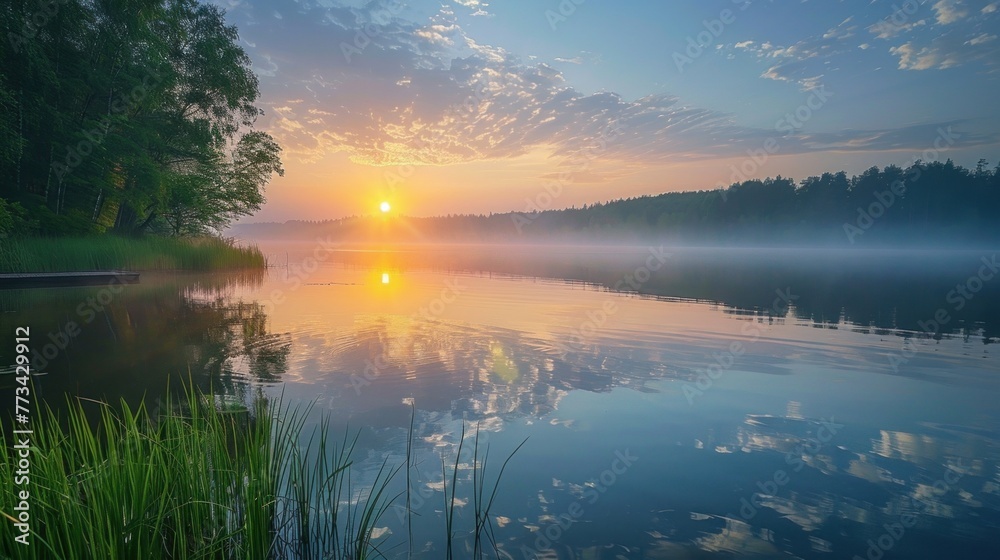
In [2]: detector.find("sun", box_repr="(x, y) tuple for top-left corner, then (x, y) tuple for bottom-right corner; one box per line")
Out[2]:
(379, 201), (391, 213)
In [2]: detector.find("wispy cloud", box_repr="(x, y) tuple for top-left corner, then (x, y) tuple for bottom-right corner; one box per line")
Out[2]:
(728, 18), (857, 89)
(245, 1), (998, 172)
(933, 0), (969, 24)
(889, 27), (1000, 70)
(727, 0), (1000, 76)
(453, 0), (491, 17)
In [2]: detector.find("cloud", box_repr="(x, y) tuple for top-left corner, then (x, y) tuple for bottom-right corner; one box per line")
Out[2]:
(890, 41), (962, 69)
(553, 52), (597, 65)
(761, 64), (825, 91)
(453, 0), (490, 17)
(726, 0), (999, 80)
(890, 26), (1000, 70)
(727, 19), (857, 89)
(245, 1), (999, 171)
(415, 23), (460, 47)
(867, 18), (927, 40)
(862, 0), (1000, 71)
(933, 0), (969, 24)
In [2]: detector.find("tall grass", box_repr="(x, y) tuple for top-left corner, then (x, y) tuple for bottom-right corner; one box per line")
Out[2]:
(0, 236), (266, 272)
(0, 385), (524, 559)
(437, 420), (527, 560)
(0, 385), (393, 560)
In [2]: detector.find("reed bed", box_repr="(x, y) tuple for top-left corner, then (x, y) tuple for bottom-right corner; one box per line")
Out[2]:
(0, 236), (266, 273)
(0, 385), (523, 559)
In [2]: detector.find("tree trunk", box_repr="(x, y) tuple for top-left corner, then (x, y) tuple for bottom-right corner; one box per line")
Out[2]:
(92, 189), (103, 222)
(137, 210), (157, 234)
(114, 201), (139, 234)
(16, 87), (23, 191)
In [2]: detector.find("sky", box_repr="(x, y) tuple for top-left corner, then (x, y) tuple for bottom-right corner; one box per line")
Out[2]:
(214, 0), (1000, 222)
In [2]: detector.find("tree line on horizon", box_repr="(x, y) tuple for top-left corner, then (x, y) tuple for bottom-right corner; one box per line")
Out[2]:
(0, 0), (282, 239)
(235, 159), (1000, 245)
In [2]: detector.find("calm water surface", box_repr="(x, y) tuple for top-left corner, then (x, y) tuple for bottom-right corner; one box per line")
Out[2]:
(3, 245), (1000, 559)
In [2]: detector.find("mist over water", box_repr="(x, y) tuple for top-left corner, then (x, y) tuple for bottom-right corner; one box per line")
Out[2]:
(247, 239), (1000, 336)
(4, 240), (999, 558)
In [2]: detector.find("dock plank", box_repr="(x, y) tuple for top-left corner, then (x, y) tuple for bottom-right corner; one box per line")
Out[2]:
(0, 271), (140, 289)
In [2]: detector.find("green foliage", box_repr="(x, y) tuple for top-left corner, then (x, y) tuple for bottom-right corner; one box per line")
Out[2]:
(0, 0), (282, 237)
(0, 236), (266, 272)
(0, 198), (37, 238)
(0, 384), (395, 559)
(0, 384), (524, 559)
(0, 199), (16, 238)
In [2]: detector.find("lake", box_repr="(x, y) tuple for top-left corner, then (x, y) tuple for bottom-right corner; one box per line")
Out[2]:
(3, 244), (1000, 559)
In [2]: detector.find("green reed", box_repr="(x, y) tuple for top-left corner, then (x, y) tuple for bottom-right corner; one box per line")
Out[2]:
(0, 384), (524, 559)
(0, 236), (266, 273)
(0, 383), (394, 559)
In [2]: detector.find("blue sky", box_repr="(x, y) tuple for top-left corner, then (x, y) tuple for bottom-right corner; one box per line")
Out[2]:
(214, 0), (1000, 220)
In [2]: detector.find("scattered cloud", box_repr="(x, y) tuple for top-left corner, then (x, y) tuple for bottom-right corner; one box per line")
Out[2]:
(933, 0), (969, 24)
(890, 41), (961, 69)
(727, 18), (858, 89)
(868, 17), (927, 40)
(246, 2), (996, 172)
(726, 0), (1000, 80)
(890, 25), (1000, 71)
(453, 0), (491, 17)
(553, 51), (597, 65)
(234, 0), (999, 176)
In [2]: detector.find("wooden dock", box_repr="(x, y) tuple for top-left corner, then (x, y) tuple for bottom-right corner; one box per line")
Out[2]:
(0, 270), (140, 290)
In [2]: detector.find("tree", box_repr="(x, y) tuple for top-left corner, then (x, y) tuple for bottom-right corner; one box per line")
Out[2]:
(161, 131), (283, 235)
(0, 0), (282, 237)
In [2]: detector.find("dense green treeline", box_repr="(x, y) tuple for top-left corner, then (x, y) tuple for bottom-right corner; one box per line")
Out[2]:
(0, 0), (282, 239)
(235, 159), (1000, 245)
(524, 159), (1000, 244)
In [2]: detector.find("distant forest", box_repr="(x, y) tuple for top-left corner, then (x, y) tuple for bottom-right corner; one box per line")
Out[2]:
(235, 159), (1000, 245)
(0, 0), (281, 238)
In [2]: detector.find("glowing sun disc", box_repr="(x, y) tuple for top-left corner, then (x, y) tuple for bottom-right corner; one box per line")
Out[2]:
(380, 201), (391, 213)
